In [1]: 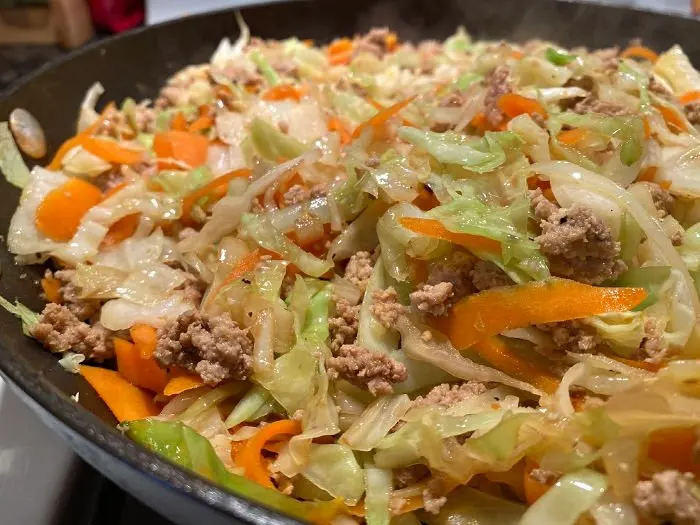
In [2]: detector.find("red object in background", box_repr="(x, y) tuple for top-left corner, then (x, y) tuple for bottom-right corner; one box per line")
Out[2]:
(88, 0), (145, 33)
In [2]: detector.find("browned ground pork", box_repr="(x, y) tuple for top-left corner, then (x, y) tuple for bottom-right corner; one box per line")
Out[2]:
(483, 66), (513, 127)
(371, 287), (406, 328)
(326, 344), (408, 395)
(394, 465), (430, 488)
(640, 317), (667, 363)
(344, 251), (374, 292)
(155, 310), (253, 385)
(329, 298), (361, 353)
(427, 251), (475, 301)
(593, 46), (619, 74)
(47, 269), (100, 321)
(409, 282), (454, 317)
(411, 381), (487, 409)
(422, 478), (449, 514)
(685, 102), (700, 126)
(642, 181), (674, 217)
(469, 260), (513, 291)
(32, 303), (113, 361)
(633, 470), (700, 525)
(573, 97), (629, 116)
(281, 184), (310, 207)
(538, 320), (601, 353)
(531, 189), (627, 285)
(353, 27), (393, 58)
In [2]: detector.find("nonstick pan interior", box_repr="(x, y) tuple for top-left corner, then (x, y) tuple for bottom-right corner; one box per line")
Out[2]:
(1, 0), (699, 523)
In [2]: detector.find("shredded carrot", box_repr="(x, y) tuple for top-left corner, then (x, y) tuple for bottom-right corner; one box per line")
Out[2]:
(46, 102), (115, 171)
(79, 365), (159, 422)
(621, 45), (659, 62)
(80, 137), (145, 165)
(130, 324), (158, 359)
(680, 91), (700, 105)
(399, 217), (501, 254)
(471, 337), (560, 394)
(524, 459), (555, 504)
(637, 166), (658, 183)
(206, 249), (266, 306)
(171, 112), (188, 131)
(102, 213), (140, 247)
(643, 117), (651, 138)
(648, 427), (700, 477)
(497, 93), (546, 119)
(153, 130), (209, 170)
(41, 277), (62, 303)
(367, 97), (415, 128)
(188, 114), (214, 133)
(432, 278), (647, 350)
(262, 84), (304, 102)
(659, 180), (672, 190)
(235, 420), (302, 488)
(114, 337), (168, 393)
(557, 128), (591, 146)
(35, 178), (103, 241)
(470, 111), (506, 133)
(328, 38), (353, 66)
(327, 116), (352, 146)
(162, 372), (204, 396)
(655, 104), (689, 132)
(385, 32), (398, 52)
(412, 185), (440, 211)
(181, 168), (251, 224)
(352, 95), (416, 139)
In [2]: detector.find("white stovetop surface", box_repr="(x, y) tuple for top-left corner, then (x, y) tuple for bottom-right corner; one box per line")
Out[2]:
(0, 379), (76, 525)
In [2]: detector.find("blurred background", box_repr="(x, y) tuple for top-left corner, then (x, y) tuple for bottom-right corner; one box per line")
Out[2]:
(0, 0), (698, 92)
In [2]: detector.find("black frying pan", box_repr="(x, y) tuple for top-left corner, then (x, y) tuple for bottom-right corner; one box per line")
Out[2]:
(0, 1), (699, 523)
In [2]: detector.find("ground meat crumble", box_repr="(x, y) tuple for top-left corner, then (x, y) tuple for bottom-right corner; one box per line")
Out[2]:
(32, 303), (113, 361)
(409, 282), (454, 317)
(154, 310), (253, 385)
(281, 184), (310, 207)
(469, 260), (513, 291)
(427, 251), (475, 301)
(411, 381), (487, 409)
(642, 181), (674, 218)
(326, 344), (408, 396)
(573, 96), (629, 116)
(329, 298), (360, 353)
(422, 478), (449, 515)
(483, 66), (513, 127)
(686, 102), (700, 126)
(640, 317), (667, 363)
(371, 287), (405, 329)
(394, 465), (430, 488)
(353, 27), (393, 59)
(531, 189), (627, 285)
(633, 470), (700, 525)
(538, 320), (601, 353)
(46, 269), (100, 321)
(344, 251), (374, 292)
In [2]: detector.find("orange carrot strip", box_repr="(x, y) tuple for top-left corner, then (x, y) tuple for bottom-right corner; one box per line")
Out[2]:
(262, 85), (304, 102)
(35, 178), (102, 241)
(621, 45), (659, 62)
(385, 32), (398, 52)
(557, 128), (591, 146)
(46, 103), (115, 171)
(235, 420), (302, 488)
(328, 38), (353, 65)
(114, 338), (168, 393)
(643, 117), (651, 138)
(327, 116), (352, 146)
(153, 130), (209, 170)
(188, 114), (214, 133)
(648, 427), (700, 477)
(510, 50), (524, 60)
(102, 213), (141, 247)
(637, 166), (658, 183)
(680, 91), (700, 105)
(162, 373), (204, 396)
(130, 324), (158, 359)
(654, 104), (689, 132)
(609, 354), (662, 372)
(79, 365), (159, 422)
(432, 279), (647, 350)
(41, 277), (62, 303)
(399, 217), (501, 254)
(471, 337), (560, 394)
(497, 93), (546, 119)
(659, 180), (672, 190)
(81, 137), (145, 165)
(353, 96), (416, 139)
(171, 112), (188, 131)
(524, 459), (555, 504)
(206, 249), (265, 306)
(181, 168), (251, 224)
